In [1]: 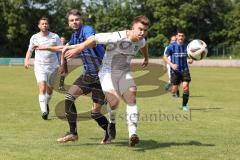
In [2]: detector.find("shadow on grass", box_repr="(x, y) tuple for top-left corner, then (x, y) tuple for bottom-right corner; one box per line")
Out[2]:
(61, 139), (214, 152)
(189, 95), (206, 98)
(114, 139), (215, 152)
(190, 107), (223, 111)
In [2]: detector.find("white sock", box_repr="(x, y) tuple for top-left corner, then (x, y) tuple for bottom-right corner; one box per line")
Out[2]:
(46, 93), (52, 104)
(108, 106), (117, 124)
(126, 104), (138, 138)
(39, 94), (47, 113)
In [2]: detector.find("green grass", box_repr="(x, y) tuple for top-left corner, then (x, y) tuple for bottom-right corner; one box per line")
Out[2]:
(0, 65), (240, 160)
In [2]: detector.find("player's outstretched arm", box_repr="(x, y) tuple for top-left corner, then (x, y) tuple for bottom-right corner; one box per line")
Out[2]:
(24, 50), (32, 69)
(34, 45), (64, 52)
(140, 44), (149, 68)
(64, 36), (97, 59)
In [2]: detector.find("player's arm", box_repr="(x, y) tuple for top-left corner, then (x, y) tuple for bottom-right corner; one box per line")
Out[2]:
(64, 32), (118, 59)
(24, 36), (35, 69)
(34, 45), (65, 52)
(140, 44), (148, 68)
(64, 36), (97, 59)
(163, 53), (177, 70)
(58, 43), (70, 75)
(24, 49), (32, 69)
(187, 58), (194, 64)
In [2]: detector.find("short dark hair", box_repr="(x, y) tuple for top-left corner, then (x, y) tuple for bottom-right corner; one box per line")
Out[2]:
(132, 15), (150, 27)
(66, 9), (82, 18)
(38, 17), (48, 24)
(176, 28), (185, 34)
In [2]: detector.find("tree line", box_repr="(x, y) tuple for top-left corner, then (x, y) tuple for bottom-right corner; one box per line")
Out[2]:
(0, 0), (239, 57)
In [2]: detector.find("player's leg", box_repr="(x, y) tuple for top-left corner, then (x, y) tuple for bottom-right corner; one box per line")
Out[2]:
(182, 82), (190, 111)
(182, 71), (191, 111)
(91, 103), (110, 144)
(104, 90), (119, 140)
(38, 81), (48, 120)
(46, 67), (58, 113)
(122, 87), (140, 147)
(165, 64), (172, 91)
(59, 76), (66, 91)
(34, 65), (49, 120)
(57, 76), (87, 143)
(90, 82), (111, 144)
(171, 72), (181, 98)
(99, 72), (119, 139)
(59, 59), (68, 91)
(120, 72), (139, 147)
(46, 86), (53, 113)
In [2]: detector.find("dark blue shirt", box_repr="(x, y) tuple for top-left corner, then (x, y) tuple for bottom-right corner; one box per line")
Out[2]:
(165, 42), (189, 73)
(68, 25), (105, 76)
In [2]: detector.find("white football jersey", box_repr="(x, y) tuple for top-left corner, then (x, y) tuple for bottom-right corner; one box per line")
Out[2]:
(28, 32), (61, 65)
(95, 30), (146, 72)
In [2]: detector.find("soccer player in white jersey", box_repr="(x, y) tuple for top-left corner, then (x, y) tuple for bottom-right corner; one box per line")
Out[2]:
(165, 35), (177, 90)
(62, 15), (149, 147)
(24, 17), (62, 120)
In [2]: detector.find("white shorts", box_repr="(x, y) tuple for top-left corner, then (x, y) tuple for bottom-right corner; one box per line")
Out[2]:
(99, 70), (136, 95)
(34, 63), (58, 87)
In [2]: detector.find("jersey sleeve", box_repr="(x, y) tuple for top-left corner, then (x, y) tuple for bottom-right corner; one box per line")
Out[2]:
(28, 35), (36, 51)
(95, 32), (121, 45)
(83, 25), (96, 39)
(55, 35), (62, 46)
(68, 34), (74, 45)
(165, 44), (172, 57)
(140, 38), (146, 48)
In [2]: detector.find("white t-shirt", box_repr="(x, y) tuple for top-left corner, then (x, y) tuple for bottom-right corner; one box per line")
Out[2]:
(28, 32), (61, 66)
(95, 30), (146, 72)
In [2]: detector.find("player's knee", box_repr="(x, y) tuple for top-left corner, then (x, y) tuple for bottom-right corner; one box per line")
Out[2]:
(129, 86), (137, 92)
(68, 85), (83, 98)
(92, 103), (102, 113)
(171, 85), (178, 93)
(91, 112), (103, 120)
(108, 99), (119, 109)
(39, 86), (46, 94)
(65, 92), (75, 102)
(125, 95), (136, 105)
(183, 86), (189, 93)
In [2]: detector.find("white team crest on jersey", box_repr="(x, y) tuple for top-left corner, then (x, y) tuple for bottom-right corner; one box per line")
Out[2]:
(134, 45), (139, 52)
(119, 41), (132, 50)
(106, 43), (117, 51)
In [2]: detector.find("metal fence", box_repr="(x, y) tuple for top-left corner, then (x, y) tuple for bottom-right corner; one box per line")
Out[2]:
(208, 44), (240, 58)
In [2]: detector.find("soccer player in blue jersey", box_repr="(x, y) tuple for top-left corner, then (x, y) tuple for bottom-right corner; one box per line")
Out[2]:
(61, 15), (149, 147)
(163, 29), (193, 111)
(56, 9), (114, 144)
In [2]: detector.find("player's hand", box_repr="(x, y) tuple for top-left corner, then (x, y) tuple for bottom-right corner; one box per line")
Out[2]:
(187, 59), (194, 64)
(62, 46), (70, 55)
(64, 48), (80, 59)
(34, 45), (48, 50)
(142, 59), (148, 68)
(171, 64), (178, 70)
(24, 59), (30, 69)
(58, 64), (65, 75)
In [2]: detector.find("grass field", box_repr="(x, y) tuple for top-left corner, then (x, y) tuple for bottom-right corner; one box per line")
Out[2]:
(0, 65), (240, 160)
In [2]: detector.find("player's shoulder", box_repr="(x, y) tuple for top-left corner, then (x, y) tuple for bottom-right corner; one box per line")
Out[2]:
(31, 33), (39, 39)
(48, 32), (60, 38)
(167, 42), (177, 48)
(108, 30), (127, 40)
(183, 42), (188, 47)
(82, 25), (95, 32)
